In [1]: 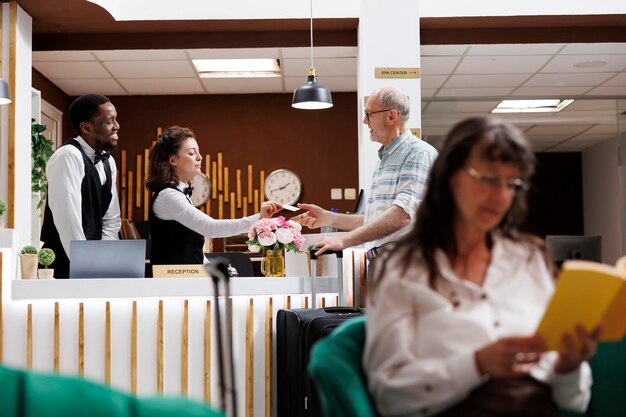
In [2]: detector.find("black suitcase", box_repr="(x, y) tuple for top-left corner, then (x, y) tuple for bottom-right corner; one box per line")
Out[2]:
(277, 249), (365, 417)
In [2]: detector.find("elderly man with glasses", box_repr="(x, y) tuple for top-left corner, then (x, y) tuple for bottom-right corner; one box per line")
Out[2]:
(293, 85), (438, 261)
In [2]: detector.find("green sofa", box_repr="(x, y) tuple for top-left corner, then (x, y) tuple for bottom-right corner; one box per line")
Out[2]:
(0, 366), (223, 417)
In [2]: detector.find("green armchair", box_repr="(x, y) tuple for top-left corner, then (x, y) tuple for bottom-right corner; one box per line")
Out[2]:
(0, 366), (223, 417)
(308, 316), (378, 417)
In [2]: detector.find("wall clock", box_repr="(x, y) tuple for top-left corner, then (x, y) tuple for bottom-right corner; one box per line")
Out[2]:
(264, 168), (302, 205)
(188, 173), (211, 207)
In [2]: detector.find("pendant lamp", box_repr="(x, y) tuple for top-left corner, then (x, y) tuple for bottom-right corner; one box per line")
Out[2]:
(0, 79), (11, 105)
(292, 0), (333, 110)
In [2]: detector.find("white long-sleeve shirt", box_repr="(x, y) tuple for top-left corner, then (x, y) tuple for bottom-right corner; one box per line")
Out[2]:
(364, 236), (591, 417)
(45, 136), (121, 257)
(152, 181), (259, 239)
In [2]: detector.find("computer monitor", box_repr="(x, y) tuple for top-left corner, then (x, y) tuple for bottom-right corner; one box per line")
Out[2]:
(545, 235), (602, 266)
(69, 240), (146, 278)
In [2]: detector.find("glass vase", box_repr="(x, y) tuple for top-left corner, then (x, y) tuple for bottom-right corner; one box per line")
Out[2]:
(261, 249), (285, 277)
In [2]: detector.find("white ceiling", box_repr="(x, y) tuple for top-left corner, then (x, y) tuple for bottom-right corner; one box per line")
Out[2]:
(33, 42), (626, 152)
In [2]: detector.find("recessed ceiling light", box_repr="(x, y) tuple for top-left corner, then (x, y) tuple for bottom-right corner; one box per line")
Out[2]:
(574, 60), (607, 69)
(491, 99), (574, 113)
(192, 58), (281, 78)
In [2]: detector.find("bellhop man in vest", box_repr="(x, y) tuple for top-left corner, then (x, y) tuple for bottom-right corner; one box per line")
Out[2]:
(41, 94), (122, 278)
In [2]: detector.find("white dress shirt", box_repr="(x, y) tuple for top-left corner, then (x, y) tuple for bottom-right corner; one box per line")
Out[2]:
(364, 235), (591, 417)
(46, 136), (121, 258)
(152, 181), (259, 240)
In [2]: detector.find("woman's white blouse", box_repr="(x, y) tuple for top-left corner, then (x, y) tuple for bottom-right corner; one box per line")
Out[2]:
(152, 182), (259, 238)
(363, 236), (592, 417)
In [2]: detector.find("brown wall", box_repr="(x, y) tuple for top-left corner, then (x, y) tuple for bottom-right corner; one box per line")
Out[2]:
(108, 92), (359, 221)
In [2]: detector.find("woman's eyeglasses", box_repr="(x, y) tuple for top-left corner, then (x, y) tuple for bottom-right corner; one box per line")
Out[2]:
(465, 167), (529, 192)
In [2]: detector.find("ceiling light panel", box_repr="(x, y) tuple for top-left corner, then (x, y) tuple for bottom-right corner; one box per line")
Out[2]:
(492, 99), (574, 113)
(193, 58), (281, 78)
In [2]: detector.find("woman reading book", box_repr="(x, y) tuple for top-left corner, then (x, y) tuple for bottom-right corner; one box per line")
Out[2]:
(364, 117), (600, 417)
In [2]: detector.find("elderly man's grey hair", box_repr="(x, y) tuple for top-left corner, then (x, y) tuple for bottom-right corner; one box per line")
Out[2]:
(377, 87), (410, 123)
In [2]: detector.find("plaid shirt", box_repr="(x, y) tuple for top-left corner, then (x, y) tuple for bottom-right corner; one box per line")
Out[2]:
(363, 130), (438, 250)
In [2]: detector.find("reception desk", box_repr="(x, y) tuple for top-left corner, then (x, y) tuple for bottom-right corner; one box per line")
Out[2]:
(0, 241), (366, 417)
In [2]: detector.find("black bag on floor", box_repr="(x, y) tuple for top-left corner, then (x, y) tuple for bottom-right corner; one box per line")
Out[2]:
(276, 249), (365, 417)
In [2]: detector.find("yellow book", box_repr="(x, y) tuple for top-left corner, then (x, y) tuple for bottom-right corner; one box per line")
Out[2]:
(536, 257), (626, 352)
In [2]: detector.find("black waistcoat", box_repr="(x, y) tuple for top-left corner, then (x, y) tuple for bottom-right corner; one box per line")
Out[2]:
(149, 187), (204, 265)
(40, 139), (113, 278)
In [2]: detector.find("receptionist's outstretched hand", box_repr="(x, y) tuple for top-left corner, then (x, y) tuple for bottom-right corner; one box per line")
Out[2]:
(292, 203), (328, 229)
(260, 201), (282, 218)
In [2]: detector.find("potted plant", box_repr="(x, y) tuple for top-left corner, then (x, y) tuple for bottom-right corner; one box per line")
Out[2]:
(0, 199), (6, 228)
(31, 119), (52, 214)
(19, 245), (39, 279)
(37, 248), (56, 279)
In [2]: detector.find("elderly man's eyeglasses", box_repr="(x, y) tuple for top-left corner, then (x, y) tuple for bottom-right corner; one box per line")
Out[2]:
(364, 108), (393, 120)
(465, 167), (529, 192)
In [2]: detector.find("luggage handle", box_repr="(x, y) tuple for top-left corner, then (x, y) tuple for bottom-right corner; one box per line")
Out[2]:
(309, 248), (343, 260)
(323, 307), (361, 314)
(309, 249), (344, 308)
(206, 259), (238, 417)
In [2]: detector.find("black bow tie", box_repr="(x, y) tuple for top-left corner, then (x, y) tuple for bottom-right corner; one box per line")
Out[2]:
(183, 186), (193, 197)
(94, 152), (110, 165)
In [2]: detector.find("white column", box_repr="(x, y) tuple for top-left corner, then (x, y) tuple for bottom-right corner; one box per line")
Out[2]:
(357, 0), (421, 194)
(0, 4), (33, 249)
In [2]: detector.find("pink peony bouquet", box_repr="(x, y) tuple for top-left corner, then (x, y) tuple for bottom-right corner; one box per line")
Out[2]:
(246, 216), (305, 253)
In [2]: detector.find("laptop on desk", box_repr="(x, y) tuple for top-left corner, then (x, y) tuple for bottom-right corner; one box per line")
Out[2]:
(69, 240), (146, 278)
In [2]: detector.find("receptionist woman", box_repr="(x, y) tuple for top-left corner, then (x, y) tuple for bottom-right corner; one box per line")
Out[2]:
(146, 126), (281, 265)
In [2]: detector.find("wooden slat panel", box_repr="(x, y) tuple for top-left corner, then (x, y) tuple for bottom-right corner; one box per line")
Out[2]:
(27, 304), (32, 369)
(131, 301), (137, 393)
(144, 149), (150, 220)
(54, 302), (59, 371)
(157, 300), (164, 393)
(127, 171), (134, 220)
(242, 197), (248, 217)
(212, 162), (217, 199)
(265, 298), (273, 417)
(79, 303), (84, 375)
(181, 299), (189, 396)
(217, 152), (223, 191)
(204, 300), (211, 404)
(7, 1), (16, 228)
(121, 197), (127, 219)
(204, 155), (211, 214)
(230, 192), (236, 219)
(224, 167), (229, 202)
(236, 169), (242, 208)
(247, 165), (253, 201)
(121, 150), (127, 188)
(246, 298), (254, 417)
(359, 253), (367, 307)
(260, 170), (265, 203)
(136, 155), (142, 207)
(218, 194), (223, 219)
(254, 190), (259, 213)
(105, 301), (111, 384)
(6, 1), (16, 224)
